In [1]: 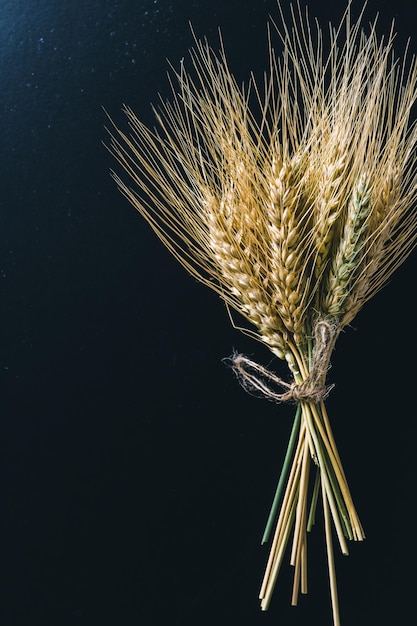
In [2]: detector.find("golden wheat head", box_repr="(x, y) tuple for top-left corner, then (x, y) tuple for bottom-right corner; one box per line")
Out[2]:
(106, 2), (417, 353)
(105, 3), (417, 625)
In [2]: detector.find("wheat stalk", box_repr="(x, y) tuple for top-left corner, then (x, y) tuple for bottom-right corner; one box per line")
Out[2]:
(105, 2), (417, 624)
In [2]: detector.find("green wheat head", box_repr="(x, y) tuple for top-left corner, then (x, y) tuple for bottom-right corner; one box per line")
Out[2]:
(105, 2), (417, 625)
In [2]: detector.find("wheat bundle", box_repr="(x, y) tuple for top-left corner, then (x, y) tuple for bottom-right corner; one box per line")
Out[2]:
(105, 2), (417, 624)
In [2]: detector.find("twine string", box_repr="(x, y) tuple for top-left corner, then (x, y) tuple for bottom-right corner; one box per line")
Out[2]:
(225, 320), (339, 403)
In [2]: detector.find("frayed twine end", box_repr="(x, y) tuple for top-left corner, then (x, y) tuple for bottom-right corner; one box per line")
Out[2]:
(223, 320), (339, 404)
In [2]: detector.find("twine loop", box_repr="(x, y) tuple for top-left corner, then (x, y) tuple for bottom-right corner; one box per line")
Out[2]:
(225, 320), (339, 404)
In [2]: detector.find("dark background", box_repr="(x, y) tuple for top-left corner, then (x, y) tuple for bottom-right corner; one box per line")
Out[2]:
(1, 1), (416, 625)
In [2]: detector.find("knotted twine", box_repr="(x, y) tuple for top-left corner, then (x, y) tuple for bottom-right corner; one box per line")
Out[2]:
(225, 320), (340, 403)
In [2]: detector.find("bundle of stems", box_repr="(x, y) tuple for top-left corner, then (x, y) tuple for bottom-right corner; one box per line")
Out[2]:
(105, 2), (417, 624)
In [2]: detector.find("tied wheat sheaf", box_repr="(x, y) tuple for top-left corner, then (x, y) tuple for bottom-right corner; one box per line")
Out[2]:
(106, 2), (417, 625)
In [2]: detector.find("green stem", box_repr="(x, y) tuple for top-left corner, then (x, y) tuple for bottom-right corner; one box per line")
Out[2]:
(261, 404), (302, 545)
(307, 466), (320, 531)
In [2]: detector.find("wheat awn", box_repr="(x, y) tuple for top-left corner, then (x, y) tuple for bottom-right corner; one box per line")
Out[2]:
(105, 2), (417, 624)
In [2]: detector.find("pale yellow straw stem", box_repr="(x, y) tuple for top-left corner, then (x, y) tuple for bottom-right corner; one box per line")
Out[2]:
(318, 401), (365, 540)
(290, 437), (310, 567)
(322, 473), (342, 626)
(259, 426), (306, 602)
(290, 437), (310, 605)
(260, 497), (297, 610)
(302, 403), (349, 555)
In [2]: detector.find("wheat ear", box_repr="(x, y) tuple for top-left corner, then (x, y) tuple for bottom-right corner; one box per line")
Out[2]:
(105, 2), (417, 625)
(266, 152), (314, 347)
(322, 173), (372, 318)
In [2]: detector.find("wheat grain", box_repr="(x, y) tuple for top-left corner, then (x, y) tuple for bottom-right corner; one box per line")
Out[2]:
(105, 2), (417, 625)
(267, 152), (313, 346)
(321, 173), (372, 318)
(206, 192), (289, 359)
